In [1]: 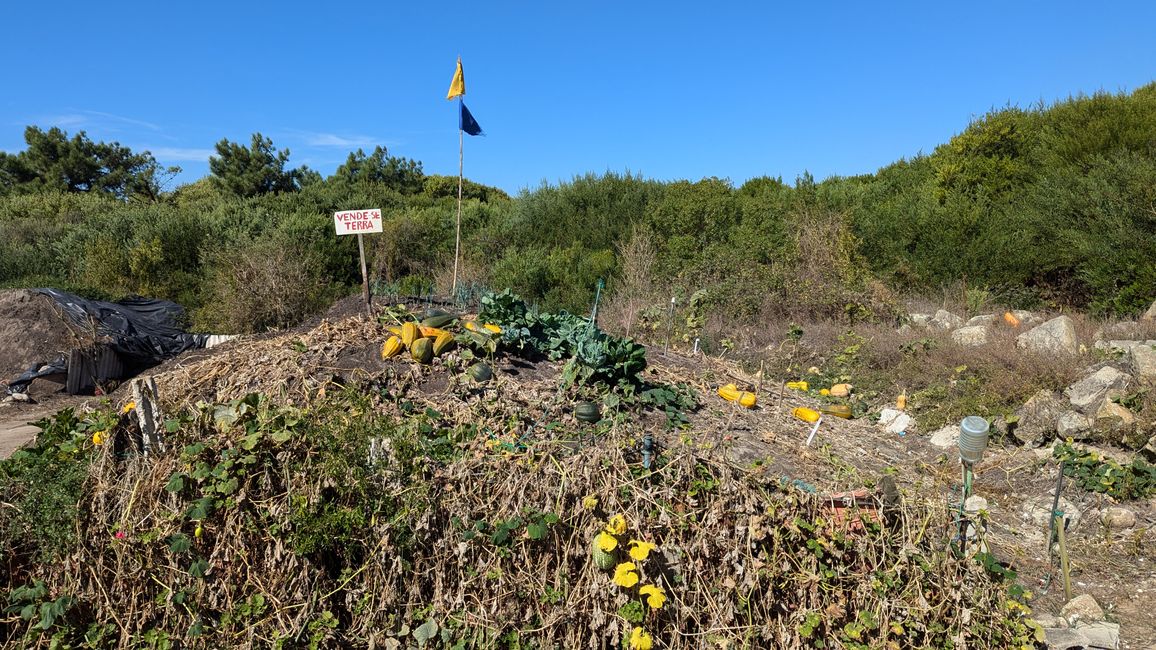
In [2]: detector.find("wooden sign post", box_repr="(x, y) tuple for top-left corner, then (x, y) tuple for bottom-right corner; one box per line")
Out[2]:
(333, 208), (382, 314)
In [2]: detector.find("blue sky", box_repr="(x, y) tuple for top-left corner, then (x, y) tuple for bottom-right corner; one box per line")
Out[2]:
(3, 1), (1155, 195)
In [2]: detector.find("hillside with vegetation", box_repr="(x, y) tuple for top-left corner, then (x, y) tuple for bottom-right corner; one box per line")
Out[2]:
(2, 85), (1156, 648)
(2, 84), (1155, 335)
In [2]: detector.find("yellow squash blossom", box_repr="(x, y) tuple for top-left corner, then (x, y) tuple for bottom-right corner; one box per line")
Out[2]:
(582, 495), (598, 510)
(595, 531), (618, 552)
(121, 401), (136, 414)
(628, 539), (656, 561)
(92, 430), (107, 445)
(629, 627), (653, 650)
(605, 514), (627, 535)
(639, 584), (666, 609)
(613, 562), (639, 588)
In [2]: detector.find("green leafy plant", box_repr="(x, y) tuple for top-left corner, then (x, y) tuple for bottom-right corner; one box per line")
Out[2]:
(1054, 442), (1156, 500)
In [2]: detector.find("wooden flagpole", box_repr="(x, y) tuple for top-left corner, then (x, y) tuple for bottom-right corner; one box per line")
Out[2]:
(453, 101), (464, 299)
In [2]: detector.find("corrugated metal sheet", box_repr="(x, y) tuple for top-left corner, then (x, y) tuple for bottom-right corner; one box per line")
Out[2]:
(66, 345), (126, 395)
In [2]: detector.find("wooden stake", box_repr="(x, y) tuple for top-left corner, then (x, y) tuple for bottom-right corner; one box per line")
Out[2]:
(452, 126), (464, 298)
(357, 233), (370, 315)
(1055, 512), (1073, 601)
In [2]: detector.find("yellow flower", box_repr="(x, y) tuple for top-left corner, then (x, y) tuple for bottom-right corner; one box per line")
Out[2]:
(629, 627), (653, 650)
(628, 539), (656, 561)
(121, 401), (136, 414)
(92, 430), (107, 446)
(639, 584), (666, 609)
(595, 531), (618, 552)
(613, 562), (639, 588)
(605, 514), (627, 535)
(582, 495), (598, 510)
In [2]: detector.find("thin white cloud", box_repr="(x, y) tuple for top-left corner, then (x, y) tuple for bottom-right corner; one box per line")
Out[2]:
(148, 147), (215, 162)
(85, 110), (161, 131)
(33, 110), (161, 133)
(302, 132), (380, 147)
(39, 113), (90, 128)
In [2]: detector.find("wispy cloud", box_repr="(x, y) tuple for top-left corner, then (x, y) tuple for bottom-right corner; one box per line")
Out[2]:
(85, 110), (161, 131)
(291, 130), (382, 148)
(148, 147), (215, 162)
(34, 110), (162, 132)
(38, 113), (90, 128)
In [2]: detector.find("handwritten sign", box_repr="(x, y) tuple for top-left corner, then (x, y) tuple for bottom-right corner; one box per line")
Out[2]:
(333, 208), (382, 235)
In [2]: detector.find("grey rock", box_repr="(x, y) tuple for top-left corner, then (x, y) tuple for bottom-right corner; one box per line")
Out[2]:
(1011, 309), (1041, 326)
(1041, 628), (1087, 649)
(1057, 410), (1093, 440)
(909, 313), (933, 327)
(1143, 299), (1156, 321)
(1092, 400), (1135, 440)
(966, 314), (996, 327)
(1065, 366), (1130, 413)
(1133, 343), (1156, 385)
(1093, 339), (1145, 359)
(1100, 506), (1137, 529)
(1032, 613), (1066, 629)
(878, 408), (914, 434)
(896, 323), (914, 335)
(1043, 621), (1120, 649)
(1024, 494), (1082, 530)
(1144, 436), (1156, 463)
(964, 495), (988, 513)
(931, 309), (964, 330)
(1017, 315), (1079, 356)
(1093, 320), (1140, 341)
(1013, 389), (1065, 447)
(928, 424), (960, 449)
(951, 325), (988, 347)
(1072, 621), (1119, 649)
(1061, 593), (1105, 624)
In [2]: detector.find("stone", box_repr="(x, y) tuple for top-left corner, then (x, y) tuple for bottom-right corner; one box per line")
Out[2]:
(964, 495), (988, 513)
(1064, 366), (1130, 413)
(1013, 389), (1065, 447)
(896, 323), (914, 335)
(1061, 594), (1105, 624)
(931, 309), (964, 330)
(1100, 506), (1137, 529)
(1072, 621), (1119, 649)
(1011, 309), (1041, 326)
(951, 325), (988, 347)
(966, 314), (996, 327)
(909, 313), (933, 328)
(1143, 299), (1156, 321)
(1093, 320), (1140, 341)
(1133, 343), (1156, 385)
(928, 424), (961, 449)
(1092, 400), (1135, 440)
(1017, 315), (1079, 356)
(1056, 410), (1093, 440)
(1041, 627), (1087, 649)
(1093, 339), (1145, 359)
(878, 408), (914, 434)
(1031, 613), (1066, 629)
(1023, 494), (1082, 531)
(1144, 435), (1156, 463)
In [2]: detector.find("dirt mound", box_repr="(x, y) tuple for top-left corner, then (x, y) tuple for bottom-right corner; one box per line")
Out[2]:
(0, 289), (96, 390)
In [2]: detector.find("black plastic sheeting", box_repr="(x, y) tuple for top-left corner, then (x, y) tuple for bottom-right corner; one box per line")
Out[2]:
(6, 289), (209, 394)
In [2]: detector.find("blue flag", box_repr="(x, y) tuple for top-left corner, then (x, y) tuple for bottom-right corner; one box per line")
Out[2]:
(459, 100), (484, 136)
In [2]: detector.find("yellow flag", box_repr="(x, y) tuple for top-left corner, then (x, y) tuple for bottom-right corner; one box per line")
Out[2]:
(446, 57), (465, 100)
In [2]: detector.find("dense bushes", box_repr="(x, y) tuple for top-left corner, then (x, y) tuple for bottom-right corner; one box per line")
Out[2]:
(2, 83), (1155, 334)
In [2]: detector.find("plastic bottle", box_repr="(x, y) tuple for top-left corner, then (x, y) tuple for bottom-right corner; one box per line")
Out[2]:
(792, 407), (821, 423)
(818, 404), (852, 419)
(896, 392), (907, 410)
